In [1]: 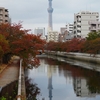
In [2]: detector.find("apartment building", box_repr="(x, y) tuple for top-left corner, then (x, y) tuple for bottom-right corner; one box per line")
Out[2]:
(47, 31), (59, 42)
(0, 7), (11, 24)
(89, 21), (100, 32)
(59, 23), (74, 42)
(73, 11), (99, 38)
(66, 23), (74, 33)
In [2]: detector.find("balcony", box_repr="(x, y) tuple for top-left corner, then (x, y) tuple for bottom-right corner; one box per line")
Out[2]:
(0, 12), (3, 14)
(77, 28), (81, 30)
(77, 22), (81, 25)
(89, 26), (96, 31)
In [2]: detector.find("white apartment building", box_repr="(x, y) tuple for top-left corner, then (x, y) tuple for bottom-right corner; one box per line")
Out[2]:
(89, 21), (100, 32)
(73, 11), (99, 38)
(47, 31), (59, 42)
(66, 23), (74, 33)
(0, 7), (11, 24)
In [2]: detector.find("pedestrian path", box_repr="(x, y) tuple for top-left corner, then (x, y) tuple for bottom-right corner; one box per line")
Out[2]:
(0, 58), (19, 88)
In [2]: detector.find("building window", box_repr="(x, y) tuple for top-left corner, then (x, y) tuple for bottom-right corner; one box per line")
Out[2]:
(5, 20), (8, 22)
(5, 9), (8, 12)
(5, 15), (8, 17)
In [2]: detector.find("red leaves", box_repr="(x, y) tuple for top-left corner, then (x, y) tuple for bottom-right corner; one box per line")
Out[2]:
(46, 39), (85, 52)
(0, 23), (46, 66)
(66, 38), (85, 52)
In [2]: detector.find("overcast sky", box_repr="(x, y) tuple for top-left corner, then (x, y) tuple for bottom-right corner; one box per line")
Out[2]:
(1, 0), (100, 33)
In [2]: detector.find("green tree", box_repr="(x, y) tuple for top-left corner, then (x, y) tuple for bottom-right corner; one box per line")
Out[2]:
(86, 31), (100, 40)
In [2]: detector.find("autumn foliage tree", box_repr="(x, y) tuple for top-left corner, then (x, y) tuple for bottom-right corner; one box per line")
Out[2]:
(45, 38), (85, 53)
(0, 23), (46, 67)
(0, 34), (9, 63)
(66, 38), (85, 52)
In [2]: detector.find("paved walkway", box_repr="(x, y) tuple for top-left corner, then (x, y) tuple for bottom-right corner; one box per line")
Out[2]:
(0, 58), (20, 88)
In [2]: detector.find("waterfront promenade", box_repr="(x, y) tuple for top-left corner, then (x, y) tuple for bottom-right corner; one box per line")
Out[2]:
(0, 56), (26, 100)
(0, 57), (19, 88)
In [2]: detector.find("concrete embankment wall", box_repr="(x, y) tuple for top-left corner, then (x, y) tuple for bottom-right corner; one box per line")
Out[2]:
(45, 51), (100, 64)
(17, 59), (26, 100)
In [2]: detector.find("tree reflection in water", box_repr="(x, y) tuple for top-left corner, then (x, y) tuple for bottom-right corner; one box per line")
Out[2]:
(87, 71), (100, 94)
(25, 77), (40, 100)
(44, 57), (100, 95)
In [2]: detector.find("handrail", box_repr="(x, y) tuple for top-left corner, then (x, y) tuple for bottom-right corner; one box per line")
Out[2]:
(17, 59), (23, 100)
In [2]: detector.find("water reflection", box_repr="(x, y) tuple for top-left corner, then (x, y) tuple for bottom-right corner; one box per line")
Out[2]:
(25, 76), (40, 100)
(0, 80), (18, 100)
(27, 57), (100, 100)
(47, 65), (53, 100)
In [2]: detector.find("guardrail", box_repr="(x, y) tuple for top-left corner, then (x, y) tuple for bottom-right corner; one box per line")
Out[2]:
(17, 59), (23, 100)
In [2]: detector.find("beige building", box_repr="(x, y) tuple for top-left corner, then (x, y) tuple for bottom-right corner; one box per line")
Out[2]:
(0, 7), (11, 24)
(73, 11), (99, 38)
(47, 31), (59, 42)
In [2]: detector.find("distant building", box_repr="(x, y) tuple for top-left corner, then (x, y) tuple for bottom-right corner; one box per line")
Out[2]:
(34, 27), (46, 40)
(59, 23), (74, 42)
(66, 23), (74, 33)
(73, 11), (99, 38)
(0, 7), (11, 24)
(60, 27), (67, 34)
(47, 31), (59, 42)
(59, 30), (68, 42)
(89, 21), (100, 32)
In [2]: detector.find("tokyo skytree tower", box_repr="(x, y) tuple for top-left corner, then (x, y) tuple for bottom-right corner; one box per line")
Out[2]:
(47, 0), (53, 31)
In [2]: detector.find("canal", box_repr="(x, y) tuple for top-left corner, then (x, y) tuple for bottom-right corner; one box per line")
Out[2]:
(26, 55), (100, 100)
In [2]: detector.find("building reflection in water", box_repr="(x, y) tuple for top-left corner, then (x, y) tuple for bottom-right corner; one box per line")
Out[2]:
(73, 77), (97, 97)
(28, 58), (100, 100)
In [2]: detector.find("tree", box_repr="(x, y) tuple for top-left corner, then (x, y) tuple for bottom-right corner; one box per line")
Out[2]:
(11, 34), (45, 67)
(66, 38), (85, 52)
(83, 38), (100, 54)
(0, 34), (9, 64)
(86, 31), (100, 40)
(0, 23), (46, 67)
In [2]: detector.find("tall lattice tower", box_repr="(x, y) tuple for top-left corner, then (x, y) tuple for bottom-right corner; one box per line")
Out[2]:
(47, 0), (53, 31)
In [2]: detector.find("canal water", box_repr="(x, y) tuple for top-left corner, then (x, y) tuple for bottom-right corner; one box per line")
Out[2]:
(27, 55), (100, 100)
